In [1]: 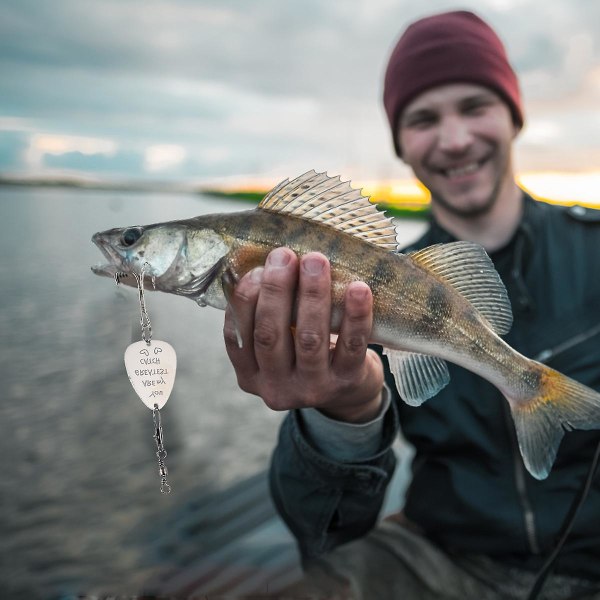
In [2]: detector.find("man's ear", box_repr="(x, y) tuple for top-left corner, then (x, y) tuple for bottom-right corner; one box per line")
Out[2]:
(511, 120), (522, 140)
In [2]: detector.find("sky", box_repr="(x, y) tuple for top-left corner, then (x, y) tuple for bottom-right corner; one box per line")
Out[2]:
(1, 0), (600, 199)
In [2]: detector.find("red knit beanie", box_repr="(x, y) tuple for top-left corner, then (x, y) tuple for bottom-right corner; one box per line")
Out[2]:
(383, 10), (523, 156)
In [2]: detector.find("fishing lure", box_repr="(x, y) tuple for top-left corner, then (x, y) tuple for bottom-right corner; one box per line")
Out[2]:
(116, 263), (176, 494)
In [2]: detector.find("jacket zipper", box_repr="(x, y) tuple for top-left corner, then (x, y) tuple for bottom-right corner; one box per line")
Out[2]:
(502, 223), (541, 553)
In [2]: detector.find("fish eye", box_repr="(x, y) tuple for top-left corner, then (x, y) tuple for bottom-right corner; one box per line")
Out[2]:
(121, 227), (143, 246)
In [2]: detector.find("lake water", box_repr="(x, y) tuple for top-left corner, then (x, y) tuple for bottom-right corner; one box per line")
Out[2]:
(0, 186), (426, 598)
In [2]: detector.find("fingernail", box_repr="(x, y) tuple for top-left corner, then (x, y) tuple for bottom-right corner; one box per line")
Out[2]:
(250, 267), (264, 282)
(267, 248), (291, 267)
(349, 283), (369, 300)
(303, 255), (325, 275)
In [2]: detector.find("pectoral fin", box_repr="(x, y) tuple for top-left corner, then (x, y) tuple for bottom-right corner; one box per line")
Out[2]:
(222, 268), (243, 348)
(176, 257), (225, 299)
(383, 348), (450, 406)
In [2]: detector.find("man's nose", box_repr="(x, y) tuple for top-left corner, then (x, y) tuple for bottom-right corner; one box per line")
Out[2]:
(438, 116), (473, 152)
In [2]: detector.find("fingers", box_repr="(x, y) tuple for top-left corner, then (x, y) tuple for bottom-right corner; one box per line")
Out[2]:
(223, 266), (263, 384)
(332, 281), (374, 377)
(294, 253), (332, 376)
(224, 247), (382, 418)
(252, 247), (298, 377)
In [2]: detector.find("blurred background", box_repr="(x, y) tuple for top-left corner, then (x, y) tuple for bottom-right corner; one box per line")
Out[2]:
(1, 0), (600, 598)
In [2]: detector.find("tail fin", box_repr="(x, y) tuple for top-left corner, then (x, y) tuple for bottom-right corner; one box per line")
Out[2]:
(508, 365), (600, 480)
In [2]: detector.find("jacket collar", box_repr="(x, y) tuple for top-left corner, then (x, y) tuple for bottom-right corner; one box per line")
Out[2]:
(407, 189), (538, 253)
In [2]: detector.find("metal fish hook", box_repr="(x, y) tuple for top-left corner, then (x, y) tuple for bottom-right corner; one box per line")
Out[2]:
(130, 262), (153, 345)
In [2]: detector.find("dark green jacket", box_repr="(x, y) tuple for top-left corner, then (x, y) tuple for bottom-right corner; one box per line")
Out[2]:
(269, 194), (600, 580)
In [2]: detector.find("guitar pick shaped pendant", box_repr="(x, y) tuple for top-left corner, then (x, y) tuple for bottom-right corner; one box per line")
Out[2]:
(124, 340), (177, 410)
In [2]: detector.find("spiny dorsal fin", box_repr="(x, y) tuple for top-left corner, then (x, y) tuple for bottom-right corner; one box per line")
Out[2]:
(409, 241), (513, 335)
(259, 170), (398, 250)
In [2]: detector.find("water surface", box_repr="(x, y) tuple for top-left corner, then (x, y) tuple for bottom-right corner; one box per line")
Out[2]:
(0, 186), (425, 598)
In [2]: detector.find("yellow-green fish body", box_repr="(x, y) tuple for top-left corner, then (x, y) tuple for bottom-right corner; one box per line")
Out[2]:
(92, 171), (600, 480)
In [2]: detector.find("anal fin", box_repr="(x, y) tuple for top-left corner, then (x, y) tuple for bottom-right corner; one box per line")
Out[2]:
(383, 349), (450, 406)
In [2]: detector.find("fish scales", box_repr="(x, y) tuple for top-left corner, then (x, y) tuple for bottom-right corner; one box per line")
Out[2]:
(92, 170), (600, 480)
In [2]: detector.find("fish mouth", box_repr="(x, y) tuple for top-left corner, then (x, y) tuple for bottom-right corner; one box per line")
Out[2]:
(91, 232), (157, 289)
(91, 232), (126, 278)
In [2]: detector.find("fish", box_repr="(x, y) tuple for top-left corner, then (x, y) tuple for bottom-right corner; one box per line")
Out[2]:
(91, 170), (600, 480)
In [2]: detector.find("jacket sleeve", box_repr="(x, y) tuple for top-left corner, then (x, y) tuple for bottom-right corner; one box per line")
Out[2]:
(268, 399), (399, 560)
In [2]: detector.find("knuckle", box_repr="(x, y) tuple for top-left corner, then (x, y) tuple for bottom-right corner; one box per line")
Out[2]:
(260, 279), (289, 298)
(299, 389), (324, 407)
(262, 392), (290, 411)
(236, 378), (254, 395)
(342, 334), (367, 356)
(223, 326), (240, 348)
(345, 306), (370, 322)
(233, 287), (254, 304)
(253, 323), (279, 351)
(301, 283), (326, 302)
(232, 278), (259, 304)
(297, 329), (326, 353)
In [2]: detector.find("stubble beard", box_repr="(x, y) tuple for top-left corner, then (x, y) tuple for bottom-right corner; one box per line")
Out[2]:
(430, 176), (503, 219)
(429, 148), (511, 219)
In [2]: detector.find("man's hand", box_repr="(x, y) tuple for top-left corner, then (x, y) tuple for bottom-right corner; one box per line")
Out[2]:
(223, 247), (384, 423)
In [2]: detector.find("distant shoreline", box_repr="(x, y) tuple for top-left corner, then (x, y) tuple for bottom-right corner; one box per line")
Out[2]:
(204, 189), (430, 219)
(2, 175), (597, 214)
(0, 175), (192, 194)
(0, 176), (431, 219)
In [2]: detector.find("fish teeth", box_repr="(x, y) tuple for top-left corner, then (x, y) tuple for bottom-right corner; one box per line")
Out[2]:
(445, 162), (479, 178)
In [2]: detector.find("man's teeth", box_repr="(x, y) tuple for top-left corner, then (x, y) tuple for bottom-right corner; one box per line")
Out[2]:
(445, 162), (479, 178)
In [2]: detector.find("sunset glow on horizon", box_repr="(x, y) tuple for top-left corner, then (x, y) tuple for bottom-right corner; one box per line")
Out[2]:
(365, 171), (600, 208)
(217, 171), (600, 209)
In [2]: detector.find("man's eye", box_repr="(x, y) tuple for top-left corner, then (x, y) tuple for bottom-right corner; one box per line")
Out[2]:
(405, 115), (436, 129)
(463, 99), (493, 115)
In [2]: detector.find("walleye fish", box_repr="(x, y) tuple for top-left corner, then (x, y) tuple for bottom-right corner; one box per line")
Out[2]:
(92, 170), (600, 480)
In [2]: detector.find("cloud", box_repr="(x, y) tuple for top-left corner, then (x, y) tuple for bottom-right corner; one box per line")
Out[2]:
(43, 150), (145, 176)
(145, 144), (186, 172)
(0, 0), (599, 181)
(24, 133), (117, 170)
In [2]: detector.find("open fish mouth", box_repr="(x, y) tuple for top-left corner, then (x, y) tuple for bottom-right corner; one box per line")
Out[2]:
(91, 232), (126, 278)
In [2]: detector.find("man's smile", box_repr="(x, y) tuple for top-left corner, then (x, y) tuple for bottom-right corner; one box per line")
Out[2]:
(433, 155), (491, 180)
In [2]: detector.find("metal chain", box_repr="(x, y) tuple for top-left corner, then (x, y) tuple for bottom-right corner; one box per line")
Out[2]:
(152, 404), (171, 494)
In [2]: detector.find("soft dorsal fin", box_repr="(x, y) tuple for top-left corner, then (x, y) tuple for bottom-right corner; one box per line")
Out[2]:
(409, 241), (513, 335)
(258, 170), (398, 250)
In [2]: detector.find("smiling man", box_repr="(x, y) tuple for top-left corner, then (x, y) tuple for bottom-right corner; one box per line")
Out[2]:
(224, 10), (600, 599)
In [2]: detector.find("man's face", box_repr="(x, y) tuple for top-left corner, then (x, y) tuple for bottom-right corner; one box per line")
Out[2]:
(397, 83), (519, 218)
